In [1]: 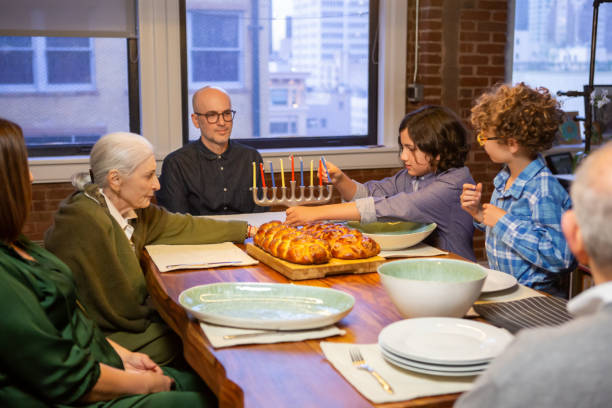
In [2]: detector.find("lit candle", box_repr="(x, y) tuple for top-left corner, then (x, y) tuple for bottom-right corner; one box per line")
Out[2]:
(280, 158), (285, 188)
(321, 156), (330, 182)
(300, 158), (304, 187)
(318, 159), (323, 186)
(291, 155), (295, 182)
(269, 161), (275, 188)
(310, 160), (314, 186)
(260, 162), (266, 188)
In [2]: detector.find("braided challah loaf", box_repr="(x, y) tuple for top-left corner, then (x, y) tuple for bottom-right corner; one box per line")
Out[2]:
(254, 221), (331, 264)
(299, 222), (380, 260)
(253, 221), (380, 264)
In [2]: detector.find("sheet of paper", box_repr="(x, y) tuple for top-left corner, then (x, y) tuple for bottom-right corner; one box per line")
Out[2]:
(146, 242), (258, 272)
(379, 243), (448, 258)
(200, 211), (286, 227)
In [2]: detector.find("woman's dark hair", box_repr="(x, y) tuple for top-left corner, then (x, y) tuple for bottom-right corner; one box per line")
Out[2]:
(398, 105), (471, 172)
(0, 118), (31, 243)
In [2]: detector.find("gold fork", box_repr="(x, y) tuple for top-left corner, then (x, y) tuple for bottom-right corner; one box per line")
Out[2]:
(349, 348), (394, 394)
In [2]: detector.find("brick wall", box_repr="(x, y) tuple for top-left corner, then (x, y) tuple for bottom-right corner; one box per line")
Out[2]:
(406, 0), (509, 260)
(25, 0), (510, 262)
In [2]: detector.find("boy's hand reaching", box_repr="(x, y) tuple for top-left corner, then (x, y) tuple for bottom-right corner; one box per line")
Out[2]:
(285, 206), (320, 226)
(321, 160), (344, 184)
(461, 183), (484, 223)
(482, 203), (507, 227)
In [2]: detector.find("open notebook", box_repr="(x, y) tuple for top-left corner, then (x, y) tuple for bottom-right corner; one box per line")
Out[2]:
(146, 242), (259, 272)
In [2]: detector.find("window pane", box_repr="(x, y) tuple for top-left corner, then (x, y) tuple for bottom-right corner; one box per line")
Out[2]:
(185, 0), (372, 144)
(0, 36), (32, 47)
(512, 0), (612, 118)
(0, 37), (129, 155)
(192, 51), (239, 82)
(192, 13), (239, 47)
(0, 50), (34, 84)
(47, 50), (92, 83)
(46, 37), (90, 47)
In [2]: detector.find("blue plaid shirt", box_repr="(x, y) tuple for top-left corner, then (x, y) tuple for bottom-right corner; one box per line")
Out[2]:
(475, 155), (576, 292)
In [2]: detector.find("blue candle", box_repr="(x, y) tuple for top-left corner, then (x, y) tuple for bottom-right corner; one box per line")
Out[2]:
(269, 161), (276, 188)
(300, 158), (304, 186)
(321, 156), (329, 181)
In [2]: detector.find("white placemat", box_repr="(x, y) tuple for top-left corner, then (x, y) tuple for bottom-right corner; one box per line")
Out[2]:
(379, 243), (448, 258)
(321, 342), (474, 404)
(201, 211), (286, 227)
(200, 322), (345, 348)
(146, 242), (258, 272)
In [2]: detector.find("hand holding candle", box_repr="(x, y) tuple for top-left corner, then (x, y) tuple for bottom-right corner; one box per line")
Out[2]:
(321, 156), (329, 183)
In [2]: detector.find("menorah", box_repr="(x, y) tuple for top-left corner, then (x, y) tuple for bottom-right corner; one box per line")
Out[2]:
(252, 181), (333, 207)
(252, 156), (333, 207)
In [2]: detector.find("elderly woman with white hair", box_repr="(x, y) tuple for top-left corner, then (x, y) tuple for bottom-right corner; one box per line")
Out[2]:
(45, 132), (253, 366)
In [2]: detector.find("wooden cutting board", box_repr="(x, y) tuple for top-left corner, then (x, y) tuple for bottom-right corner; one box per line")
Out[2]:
(246, 243), (385, 280)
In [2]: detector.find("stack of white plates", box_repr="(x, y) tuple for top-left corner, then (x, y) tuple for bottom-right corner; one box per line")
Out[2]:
(378, 317), (514, 376)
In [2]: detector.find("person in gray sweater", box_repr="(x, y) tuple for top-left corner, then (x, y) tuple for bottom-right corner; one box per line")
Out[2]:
(455, 141), (612, 408)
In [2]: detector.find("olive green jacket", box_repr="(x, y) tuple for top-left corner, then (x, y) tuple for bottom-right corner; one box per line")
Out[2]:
(45, 184), (247, 363)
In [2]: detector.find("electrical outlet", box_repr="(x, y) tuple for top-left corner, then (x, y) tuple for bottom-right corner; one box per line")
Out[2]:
(407, 83), (424, 103)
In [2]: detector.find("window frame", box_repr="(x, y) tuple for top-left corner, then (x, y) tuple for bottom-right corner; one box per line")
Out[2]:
(186, 9), (244, 90)
(180, 0), (379, 149)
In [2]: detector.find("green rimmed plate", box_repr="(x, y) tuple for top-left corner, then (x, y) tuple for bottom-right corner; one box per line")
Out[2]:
(347, 221), (437, 250)
(178, 282), (355, 330)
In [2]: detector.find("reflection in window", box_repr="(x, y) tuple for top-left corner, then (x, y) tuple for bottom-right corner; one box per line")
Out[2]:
(511, 0), (612, 117)
(189, 11), (242, 84)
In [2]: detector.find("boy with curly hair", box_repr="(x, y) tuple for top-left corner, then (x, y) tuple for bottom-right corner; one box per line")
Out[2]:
(461, 82), (576, 297)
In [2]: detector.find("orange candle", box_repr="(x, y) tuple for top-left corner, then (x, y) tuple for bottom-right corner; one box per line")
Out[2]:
(291, 155), (295, 182)
(260, 162), (266, 188)
(319, 160), (324, 185)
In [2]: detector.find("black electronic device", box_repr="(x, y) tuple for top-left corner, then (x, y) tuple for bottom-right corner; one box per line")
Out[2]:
(545, 152), (574, 175)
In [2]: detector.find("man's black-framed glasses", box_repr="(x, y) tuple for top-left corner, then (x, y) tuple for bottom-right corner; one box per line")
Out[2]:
(194, 109), (236, 124)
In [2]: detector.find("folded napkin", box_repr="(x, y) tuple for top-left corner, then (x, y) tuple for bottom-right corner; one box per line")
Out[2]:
(200, 322), (345, 348)
(146, 242), (258, 272)
(379, 243), (448, 258)
(320, 342), (475, 404)
(473, 296), (572, 334)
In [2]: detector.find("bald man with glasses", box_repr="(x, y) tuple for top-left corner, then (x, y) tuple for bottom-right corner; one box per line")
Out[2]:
(157, 86), (268, 215)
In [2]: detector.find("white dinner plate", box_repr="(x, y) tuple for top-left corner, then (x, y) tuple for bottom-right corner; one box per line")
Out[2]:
(481, 268), (518, 293)
(378, 317), (514, 365)
(380, 349), (485, 377)
(178, 282), (354, 330)
(379, 345), (490, 372)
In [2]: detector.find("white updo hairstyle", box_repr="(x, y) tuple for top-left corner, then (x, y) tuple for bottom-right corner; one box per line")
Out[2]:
(72, 132), (154, 191)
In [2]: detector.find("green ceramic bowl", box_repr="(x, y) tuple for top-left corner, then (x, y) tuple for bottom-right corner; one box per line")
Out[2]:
(378, 259), (487, 318)
(347, 221), (437, 250)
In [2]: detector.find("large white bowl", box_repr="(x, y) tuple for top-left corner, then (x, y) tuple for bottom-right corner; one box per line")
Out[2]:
(378, 259), (486, 318)
(347, 221), (436, 250)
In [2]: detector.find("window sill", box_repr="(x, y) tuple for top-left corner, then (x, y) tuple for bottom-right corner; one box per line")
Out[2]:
(29, 145), (401, 183)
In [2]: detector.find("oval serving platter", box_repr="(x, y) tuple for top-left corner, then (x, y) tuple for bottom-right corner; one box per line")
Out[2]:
(179, 282), (355, 330)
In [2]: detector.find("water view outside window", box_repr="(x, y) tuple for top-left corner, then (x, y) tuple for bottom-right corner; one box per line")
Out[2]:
(185, 0), (370, 141)
(512, 0), (612, 120)
(0, 36), (129, 153)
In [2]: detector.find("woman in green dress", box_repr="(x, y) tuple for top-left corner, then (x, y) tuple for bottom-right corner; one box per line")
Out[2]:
(44, 131), (253, 365)
(0, 118), (214, 407)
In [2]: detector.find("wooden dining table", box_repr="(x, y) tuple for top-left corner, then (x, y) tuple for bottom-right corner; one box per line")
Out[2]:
(143, 244), (469, 408)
